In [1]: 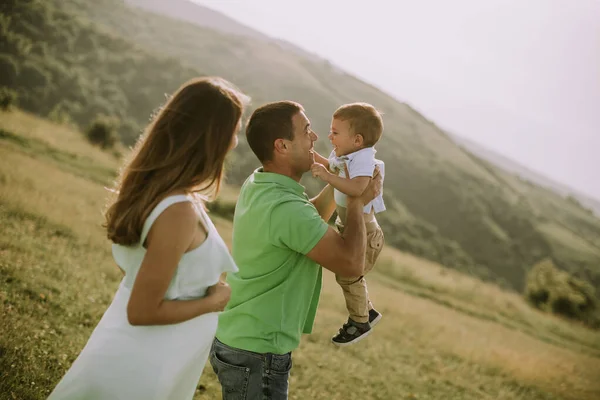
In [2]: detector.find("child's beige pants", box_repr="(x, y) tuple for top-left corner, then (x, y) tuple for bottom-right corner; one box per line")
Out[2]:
(335, 208), (385, 324)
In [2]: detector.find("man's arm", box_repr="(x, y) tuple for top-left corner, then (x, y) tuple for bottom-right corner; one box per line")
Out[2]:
(306, 167), (382, 277)
(310, 184), (336, 222)
(306, 196), (366, 276)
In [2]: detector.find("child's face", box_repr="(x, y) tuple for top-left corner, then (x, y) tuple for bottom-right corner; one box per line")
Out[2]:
(328, 118), (361, 157)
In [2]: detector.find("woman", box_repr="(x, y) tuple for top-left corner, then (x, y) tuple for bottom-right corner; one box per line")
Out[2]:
(50, 77), (249, 399)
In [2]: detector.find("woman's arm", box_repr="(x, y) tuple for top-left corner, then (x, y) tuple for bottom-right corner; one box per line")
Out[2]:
(126, 202), (230, 326)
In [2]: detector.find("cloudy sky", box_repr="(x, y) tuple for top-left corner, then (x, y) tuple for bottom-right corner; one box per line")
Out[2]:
(194, 0), (600, 200)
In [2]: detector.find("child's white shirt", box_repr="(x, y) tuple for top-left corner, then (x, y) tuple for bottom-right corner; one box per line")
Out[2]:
(327, 147), (386, 214)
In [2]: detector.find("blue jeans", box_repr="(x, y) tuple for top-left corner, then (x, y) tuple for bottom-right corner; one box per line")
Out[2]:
(210, 338), (292, 400)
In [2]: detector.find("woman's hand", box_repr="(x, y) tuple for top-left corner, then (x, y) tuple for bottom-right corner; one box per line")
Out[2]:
(206, 281), (231, 312)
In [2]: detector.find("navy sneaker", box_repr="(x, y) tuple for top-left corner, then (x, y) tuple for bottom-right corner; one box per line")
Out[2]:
(331, 318), (372, 346)
(369, 309), (382, 327)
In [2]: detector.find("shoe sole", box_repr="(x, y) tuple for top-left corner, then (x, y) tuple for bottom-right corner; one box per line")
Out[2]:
(370, 313), (382, 328)
(331, 327), (374, 347)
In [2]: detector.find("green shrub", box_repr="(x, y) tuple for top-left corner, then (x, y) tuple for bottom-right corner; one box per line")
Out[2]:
(86, 115), (118, 149)
(48, 101), (74, 125)
(0, 87), (17, 110)
(525, 258), (598, 327)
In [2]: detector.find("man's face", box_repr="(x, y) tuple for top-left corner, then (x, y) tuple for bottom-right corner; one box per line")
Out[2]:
(289, 111), (318, 174)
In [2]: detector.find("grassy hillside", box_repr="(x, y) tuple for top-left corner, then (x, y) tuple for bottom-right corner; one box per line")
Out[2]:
(2, 110), (600, 399)
(2, 0), (600, 292)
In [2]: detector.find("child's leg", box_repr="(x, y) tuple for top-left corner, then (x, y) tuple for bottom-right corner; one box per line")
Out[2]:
(335, 274), (370, 323)
(334, 220), (369, 323)
(331, 220), (384, 345)
(365, 223), (385, 275)
(364, 223), (384, 314)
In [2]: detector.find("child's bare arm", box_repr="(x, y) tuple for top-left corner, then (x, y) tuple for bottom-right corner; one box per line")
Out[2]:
(311, 163), (370, 197)
(312, 151), (330, 170)
(326, 174), (370, 197)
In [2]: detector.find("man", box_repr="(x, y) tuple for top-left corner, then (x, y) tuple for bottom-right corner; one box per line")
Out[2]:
(210, 101), (382, 399)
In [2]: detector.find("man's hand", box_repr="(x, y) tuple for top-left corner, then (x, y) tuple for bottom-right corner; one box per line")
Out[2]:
(358, 165), (382, 205)
(311, 162), (331, 182)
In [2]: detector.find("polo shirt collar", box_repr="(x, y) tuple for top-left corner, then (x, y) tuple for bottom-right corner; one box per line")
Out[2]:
(252, 168), (305, 195)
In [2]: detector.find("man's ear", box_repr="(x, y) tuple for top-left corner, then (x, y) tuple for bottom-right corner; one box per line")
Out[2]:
(274, 138), (287, 154)
(354, 134), (364, 147)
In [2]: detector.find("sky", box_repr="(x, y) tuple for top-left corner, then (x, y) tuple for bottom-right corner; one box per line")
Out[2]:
(194, 0), (600, 200)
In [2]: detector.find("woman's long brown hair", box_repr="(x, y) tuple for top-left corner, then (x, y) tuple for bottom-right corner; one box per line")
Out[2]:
(105, 77), (248, 246)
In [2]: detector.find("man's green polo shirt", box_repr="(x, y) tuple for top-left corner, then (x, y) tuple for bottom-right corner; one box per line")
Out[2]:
(216, 168), (328, 354)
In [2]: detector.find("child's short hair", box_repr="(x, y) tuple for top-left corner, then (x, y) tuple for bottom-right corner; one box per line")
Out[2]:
(333, 102), (383, 147)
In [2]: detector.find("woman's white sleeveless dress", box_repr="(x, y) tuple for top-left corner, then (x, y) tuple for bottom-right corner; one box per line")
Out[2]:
(49, 195), (238, 400)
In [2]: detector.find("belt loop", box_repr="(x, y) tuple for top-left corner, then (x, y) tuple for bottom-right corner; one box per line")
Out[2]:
(265, 353), (272, 373)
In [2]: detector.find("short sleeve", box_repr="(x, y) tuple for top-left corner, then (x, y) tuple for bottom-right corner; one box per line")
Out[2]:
(348, 151), (376, 179)
(327, 150), (337, 164)
(269, 199), (329, 255)
(327, 150), (340, 173)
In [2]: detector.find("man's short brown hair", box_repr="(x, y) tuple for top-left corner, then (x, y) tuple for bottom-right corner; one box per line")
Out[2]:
(246, 101), (304, 163)
(333, 102), (383, 147)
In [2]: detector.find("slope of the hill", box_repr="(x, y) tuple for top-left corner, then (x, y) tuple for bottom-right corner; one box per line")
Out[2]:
(2, 0), (599, 291)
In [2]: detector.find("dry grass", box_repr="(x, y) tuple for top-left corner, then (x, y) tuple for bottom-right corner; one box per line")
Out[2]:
(0, 109), (121, 167)
(0, 147), (108, 243)
(2, 110), (599, 400)
(375, 248), (600, 355)
(283, 272), (600, 400)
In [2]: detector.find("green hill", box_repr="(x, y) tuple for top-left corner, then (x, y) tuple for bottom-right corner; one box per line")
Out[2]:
(2, 0), (599, 292)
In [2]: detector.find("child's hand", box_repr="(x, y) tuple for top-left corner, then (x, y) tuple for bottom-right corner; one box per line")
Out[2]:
(311, 163), (330, 182)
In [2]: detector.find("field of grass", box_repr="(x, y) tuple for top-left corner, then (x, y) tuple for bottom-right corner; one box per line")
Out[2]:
(2, 110), (600, 399)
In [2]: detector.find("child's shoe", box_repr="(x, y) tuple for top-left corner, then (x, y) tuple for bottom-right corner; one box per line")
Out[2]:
(369, 309), (382, 327)
(331, 318), (372, 346)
